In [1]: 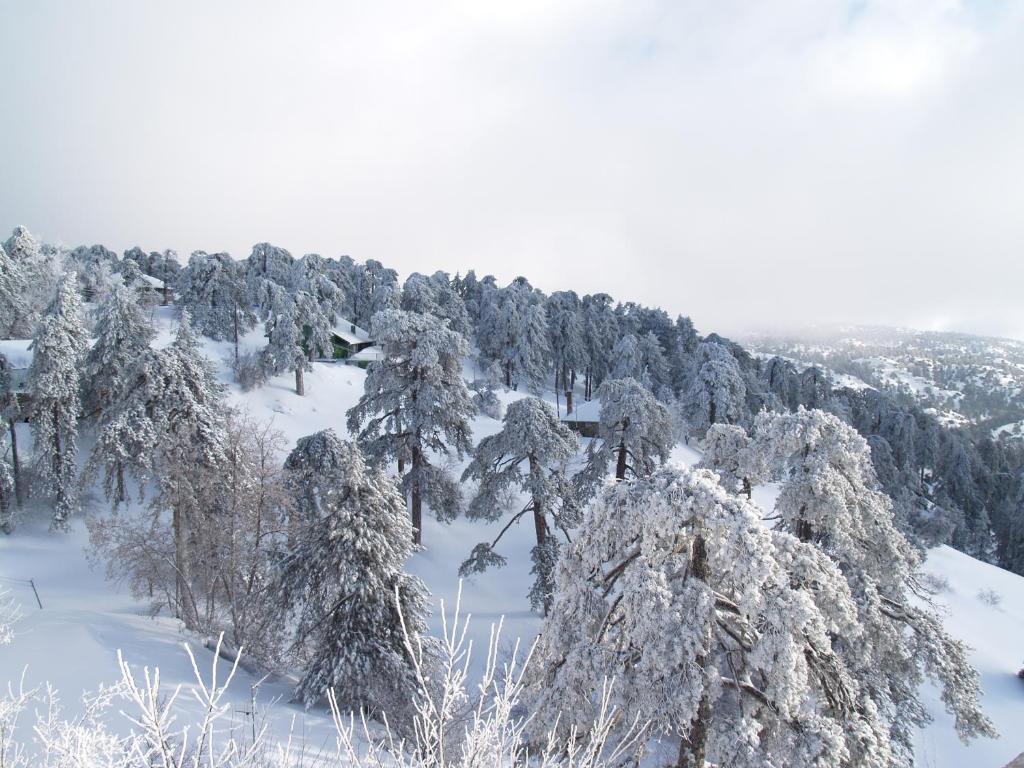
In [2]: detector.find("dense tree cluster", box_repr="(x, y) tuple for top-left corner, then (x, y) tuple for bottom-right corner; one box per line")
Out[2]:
(0, 224), (1010, 765)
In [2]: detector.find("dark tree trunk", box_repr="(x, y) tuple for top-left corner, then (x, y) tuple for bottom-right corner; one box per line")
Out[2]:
(708, 397), (716, 427)
(116, 463), (126, 505)
(565, 389), (573, 415)
(614, 418), (630, 481)
(505, 363), (512, 388)
(529, 455), (546, 548)
(676, 533), (710, 768)
(8, 419), (22, 507)
(742, 477), (751, 500)
(615, 441), (628, 481)
(411, 445), (423, 545)
(295, 366), (305, 396)
(233, 310), (240, 365)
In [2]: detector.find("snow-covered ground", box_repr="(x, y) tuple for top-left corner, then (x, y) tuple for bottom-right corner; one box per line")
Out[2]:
(1, 310), (1023, 765)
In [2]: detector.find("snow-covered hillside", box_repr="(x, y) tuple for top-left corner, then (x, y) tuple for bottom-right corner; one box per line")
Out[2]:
(1, 312), (1023, 766)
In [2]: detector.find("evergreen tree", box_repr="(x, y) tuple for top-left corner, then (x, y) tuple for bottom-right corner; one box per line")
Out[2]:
(575, 377), (673, 499)
(258, 285), (310, 395)
(682, 342), (747, 437)
(401, 271), (471, 336)
(349, 259), (399, 327)
(278, 430), (431, 711)
(749, 408), (997, 764)
(5, 226), (62, 327)
(28, 273), (87, 528)
(90, 315), (228, 626)
(581, 293), (619, 399)
(347, 309), (475, 544)
(530, 464), (891, 768)
(461, 397), (579, 612)
(0, 356), (23, 515)
(177, 251), (255, 360)
(82, 284), (156, 417)
(0, 431), (14, 533)
(545, 290), (587, 396)
(477, 281), (550, 390)
(0, 244), (31, 338)
(699, 422), (753, 497)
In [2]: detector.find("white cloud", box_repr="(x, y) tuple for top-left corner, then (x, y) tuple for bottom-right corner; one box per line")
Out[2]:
(0, 0), (1022, 338)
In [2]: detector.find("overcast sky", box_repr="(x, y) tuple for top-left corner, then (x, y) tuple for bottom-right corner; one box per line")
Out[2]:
(1, 1), (1022, 339)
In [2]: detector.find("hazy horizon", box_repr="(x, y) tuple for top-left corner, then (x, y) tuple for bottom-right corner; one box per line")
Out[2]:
(3, 1), (1022, 340)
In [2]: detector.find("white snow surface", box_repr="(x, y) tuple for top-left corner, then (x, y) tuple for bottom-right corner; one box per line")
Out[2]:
(1, 309), (1022, 766)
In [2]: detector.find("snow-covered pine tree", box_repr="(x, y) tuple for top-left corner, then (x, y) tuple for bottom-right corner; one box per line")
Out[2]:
(176, 251), (255, 361)
(637, 330), (671, 393)
(545, 290), (588, 402)
(477, 281), (551, 391)
(401, 271), (471, 337)
(581, 293), (619, 400)
(295, 290), (335, 364)
(530, 464), (893, 768)
(682, 341), (747, 438)
(346, 309), (475, 544)
(246, 242), (296, 292)
(699, 422), (753, 497)
(89, 314), (228, 626)
(609, 333), (642, 382)
(575, 377), (673, 500)
(461, 397), (579, 613)
(4, 226), (62, 329)
(749, 408), (997, 764)
(28, 273), (88, 528)
(0, 244), (31, 338)
(0, 431), (14, 533)
(82, 284), (156, 417)
(292, 253), (345, 321)
(278, 429), (431, 712)
(258, 284), (310, 395)
(348, 259), (400, 328)
(0, 356), (23, 515)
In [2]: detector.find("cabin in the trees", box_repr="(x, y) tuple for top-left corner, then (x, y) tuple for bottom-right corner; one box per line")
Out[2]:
(0, 340), (33, 413)
(330, 319), (376, 361)
(560, 398), (600, 438)
(135, 273), (170, 305)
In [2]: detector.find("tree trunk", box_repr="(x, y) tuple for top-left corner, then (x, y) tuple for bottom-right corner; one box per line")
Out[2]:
(615, 440), (628, 481)
(295, 366), (305, 396)
(116, 463), (126, 505)
(529, 455), (546, 547)
(676, 533), (710, 768)
(233, 310), (240, 365)
(565, 389), (573, 415)
(505, 363), (512, 389)
(614, 418), (631, 481)
(8, 419), (22, 507)
(411, 445), (423, 545)
(708, 397), (716, 427)
(742, 477), (751, 500)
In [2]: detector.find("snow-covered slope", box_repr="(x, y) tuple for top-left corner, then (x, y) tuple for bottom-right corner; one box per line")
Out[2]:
(1, 312), (1022, 765)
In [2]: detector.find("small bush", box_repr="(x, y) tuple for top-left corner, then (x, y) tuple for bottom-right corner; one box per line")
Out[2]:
(919, 573), (951, 594)
(233, 351), (267, 391)
(977, 588), (1002, 607)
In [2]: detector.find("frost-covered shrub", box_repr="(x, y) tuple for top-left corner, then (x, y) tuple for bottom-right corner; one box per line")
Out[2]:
(919, 573), (951, 595)
(233, 350), (267, 391)
(977, 588), (1002, 607)
(0, 602), (640, 768)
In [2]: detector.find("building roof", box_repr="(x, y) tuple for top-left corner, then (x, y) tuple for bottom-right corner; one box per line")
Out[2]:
(137, 273), (165, 289)
(348, 345), (385, 363)
(331, 318), (373, 345)
(560, 398), (601, 424)
(0, 339), (33, 369)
